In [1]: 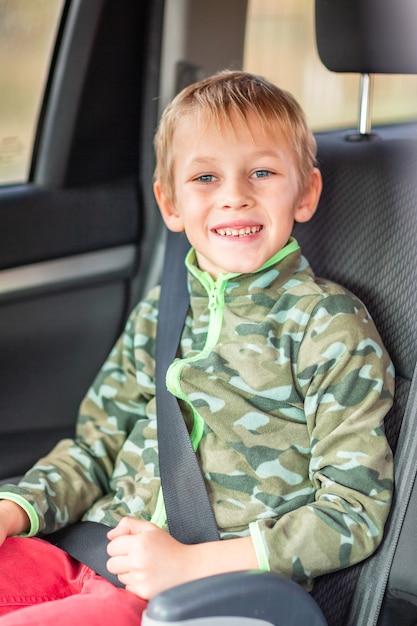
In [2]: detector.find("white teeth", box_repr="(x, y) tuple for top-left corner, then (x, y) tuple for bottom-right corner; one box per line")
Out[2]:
(215, 225), (262, 237)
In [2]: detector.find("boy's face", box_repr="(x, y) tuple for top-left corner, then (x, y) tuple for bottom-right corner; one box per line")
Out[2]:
(154, 112), (322, 279)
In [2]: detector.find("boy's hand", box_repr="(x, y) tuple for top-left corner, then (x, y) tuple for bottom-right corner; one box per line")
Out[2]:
(107, 517), (259, 600)
(0, 500), (30, 546)
(107, 517), (196, 600)
(106, 517), (196, 599)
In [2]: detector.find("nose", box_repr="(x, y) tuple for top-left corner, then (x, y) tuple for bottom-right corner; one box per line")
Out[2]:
(221, 177), (251, 210)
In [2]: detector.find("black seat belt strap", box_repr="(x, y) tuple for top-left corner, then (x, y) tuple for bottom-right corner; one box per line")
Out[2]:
(45, 521), (123, 587)
(155, 230), (219, 544)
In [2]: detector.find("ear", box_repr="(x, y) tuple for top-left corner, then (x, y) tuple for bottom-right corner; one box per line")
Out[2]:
(153, 181), (184, 232)
(294, 168), (322, 224)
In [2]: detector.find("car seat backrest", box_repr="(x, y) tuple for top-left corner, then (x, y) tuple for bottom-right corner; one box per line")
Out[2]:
(291, 2), (417, 625)
(293, 131), (417, 626)
(294, 133), (417, 452)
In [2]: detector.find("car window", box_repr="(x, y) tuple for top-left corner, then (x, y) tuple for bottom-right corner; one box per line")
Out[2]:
(0, 0), (64, 185)
(244, 0), (417, 131)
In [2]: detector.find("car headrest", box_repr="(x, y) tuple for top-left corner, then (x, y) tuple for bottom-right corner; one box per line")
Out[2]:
(315, 0), (417, 74)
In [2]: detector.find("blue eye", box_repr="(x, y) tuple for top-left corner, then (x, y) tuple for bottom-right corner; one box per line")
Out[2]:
(196, 174), (215, 183)
(253, 170), (271, 178)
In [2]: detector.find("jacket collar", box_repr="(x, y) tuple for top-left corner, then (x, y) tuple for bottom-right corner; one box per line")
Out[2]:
(184, 237), (309, 299)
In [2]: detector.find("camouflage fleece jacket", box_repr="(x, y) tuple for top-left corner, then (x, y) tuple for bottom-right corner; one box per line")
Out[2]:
(0, 238), (394, 587)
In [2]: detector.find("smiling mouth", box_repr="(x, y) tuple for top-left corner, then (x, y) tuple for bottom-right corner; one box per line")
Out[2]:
(214, 225), (263, 237)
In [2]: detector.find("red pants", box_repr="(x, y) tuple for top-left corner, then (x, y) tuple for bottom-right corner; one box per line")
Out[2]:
(0, 537), (147, 625)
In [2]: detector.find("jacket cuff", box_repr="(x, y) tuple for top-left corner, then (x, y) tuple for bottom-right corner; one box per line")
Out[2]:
(249, 521), (271, 571)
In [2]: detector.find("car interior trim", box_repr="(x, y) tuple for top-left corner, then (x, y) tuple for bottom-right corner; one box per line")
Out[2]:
(0, 244), (136, 297)
(33, 0), (105, 186)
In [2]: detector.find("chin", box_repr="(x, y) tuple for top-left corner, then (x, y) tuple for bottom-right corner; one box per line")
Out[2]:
(223, 261), (264, 276)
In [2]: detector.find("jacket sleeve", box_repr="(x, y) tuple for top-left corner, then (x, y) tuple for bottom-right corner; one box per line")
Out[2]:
(0, 287), (160, 534)
(249, 291), (394, 587)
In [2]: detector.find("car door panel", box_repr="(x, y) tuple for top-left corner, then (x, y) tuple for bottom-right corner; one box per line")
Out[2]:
(0, 179), (141, 479)
(0, 281), (126, 478)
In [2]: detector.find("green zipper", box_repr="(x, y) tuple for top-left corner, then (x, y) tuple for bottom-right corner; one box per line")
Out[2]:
(150, 238), (300, 528)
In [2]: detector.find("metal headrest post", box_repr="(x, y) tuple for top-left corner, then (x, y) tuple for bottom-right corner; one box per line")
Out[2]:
(345, 72), (378, 142)
(358, 73), (373, 136)
(346, 73), (378, 143)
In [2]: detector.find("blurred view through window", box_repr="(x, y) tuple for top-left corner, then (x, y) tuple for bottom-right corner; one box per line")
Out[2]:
(244, 0), (417, 131)
(0, 0), (63, 185)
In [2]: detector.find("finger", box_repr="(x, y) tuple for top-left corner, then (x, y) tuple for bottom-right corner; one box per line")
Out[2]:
(106, 554), (130, 576)
(107, 517), (132, 540)
(107, 534), (131, 557)
(108, 517), (156, 541)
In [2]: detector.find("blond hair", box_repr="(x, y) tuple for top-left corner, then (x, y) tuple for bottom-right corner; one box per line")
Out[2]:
(154, 70), (317, 200)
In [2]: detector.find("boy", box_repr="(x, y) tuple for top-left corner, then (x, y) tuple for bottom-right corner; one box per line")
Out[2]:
(0, 71), (394, 624)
